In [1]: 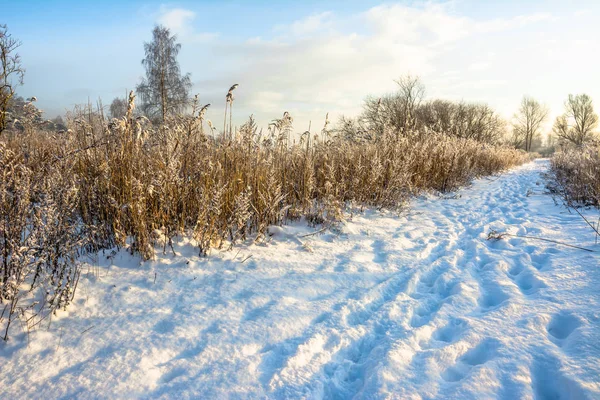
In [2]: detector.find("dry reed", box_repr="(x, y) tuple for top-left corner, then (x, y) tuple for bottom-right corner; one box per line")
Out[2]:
(0, 90), (530, 340)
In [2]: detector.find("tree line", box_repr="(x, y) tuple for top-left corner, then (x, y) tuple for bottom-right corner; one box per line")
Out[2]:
(339, 75), (598, 151)
(1, 23), (598, 149)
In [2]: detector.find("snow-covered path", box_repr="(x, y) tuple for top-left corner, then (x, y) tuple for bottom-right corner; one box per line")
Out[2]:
(2, 160), (600, 399)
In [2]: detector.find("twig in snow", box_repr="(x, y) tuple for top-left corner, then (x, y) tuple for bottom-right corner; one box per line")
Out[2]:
(550, 175), (600, 240)
(487, 230), (595, 252)
(81, 326), (95, 335)
(298, 226), (329, 238)
(240, 255), (253, 263)
(566, 202), (600, 237)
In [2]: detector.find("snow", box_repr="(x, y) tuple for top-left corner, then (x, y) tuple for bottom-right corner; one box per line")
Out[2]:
(2, 159), (600, 399)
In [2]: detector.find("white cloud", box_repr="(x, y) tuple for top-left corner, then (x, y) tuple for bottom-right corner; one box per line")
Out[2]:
(365, 4), (471, 45)
(24, 0), (600, 128)
(150, 3), (591, 132)
(468, 62), (490, 72)
(249, 91), (285, 113)
(274, 12), (334, 37)
(157, 7), (218, 42)
(158, 8), (196, 32)
(214, 3), (473, 126)
(475, 12), (555, 33)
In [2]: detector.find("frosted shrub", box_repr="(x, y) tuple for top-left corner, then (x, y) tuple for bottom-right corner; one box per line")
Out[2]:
(551, 145), (600, 206)
(0, 142), (88, 340)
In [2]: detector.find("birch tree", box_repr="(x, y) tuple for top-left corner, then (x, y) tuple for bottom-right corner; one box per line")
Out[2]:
(136, 25), (192, 122)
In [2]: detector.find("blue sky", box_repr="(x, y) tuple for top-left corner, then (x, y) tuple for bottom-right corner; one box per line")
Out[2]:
(5, 0), (600, 132)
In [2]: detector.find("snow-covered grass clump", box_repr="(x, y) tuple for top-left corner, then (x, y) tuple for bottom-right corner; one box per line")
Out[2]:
(0, 98), (529, 342)
(551, 145), (600, 207)
(1, 160), (599, 398)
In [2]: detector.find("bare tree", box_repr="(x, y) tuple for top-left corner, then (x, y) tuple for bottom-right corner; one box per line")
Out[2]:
(109, 96), (127, 119)
(0, 25), (25, 135)
(553, 94), (598, 146)
(457, 103), (506, 144)
(512, 96), (548, 152)
(416, 100), (506, 144)
(336, 115), (372, 142)
(362, 75), (425, 137)
(136, 25), (192, 122)
(415, 99), (455, 134)
(395, 74), (425, 132)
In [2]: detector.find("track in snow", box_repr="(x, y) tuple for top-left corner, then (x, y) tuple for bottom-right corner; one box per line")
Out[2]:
(1, 159), (599, 399)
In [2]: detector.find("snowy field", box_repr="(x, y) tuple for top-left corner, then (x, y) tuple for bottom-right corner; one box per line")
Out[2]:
(1, 159), (599, 399)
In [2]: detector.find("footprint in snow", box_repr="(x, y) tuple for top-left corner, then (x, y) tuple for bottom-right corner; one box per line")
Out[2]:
(153, 319), (176, 334)
(371, 239), (388, 263)
(508, 263), (524, 276)
(530, 251), (555, 270)
(159, 367), (187, 384)
(442, 338), (501, 382)
(433, 318), (468, 344)
(547, 312), (581, 345)
(312, 312), (331, 325)
(478, 286), (510, 310)
(530, 350), (588, 399)
(243, 300), (277, 322)
(515, 272), (546, 295)
(410, 299), (444, 328)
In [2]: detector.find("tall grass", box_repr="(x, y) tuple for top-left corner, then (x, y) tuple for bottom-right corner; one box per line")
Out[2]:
(550, 145), (600, 245)
(0, 91), (529, 340)
(551, 145), (600, 207)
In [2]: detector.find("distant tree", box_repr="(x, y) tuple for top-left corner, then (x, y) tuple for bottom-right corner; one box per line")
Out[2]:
(336, 115), (372, 142)
(109, 96), (127, 119)
(362, 75), (425, 137)
(136, 25), (192, 122)
(417, 100), (506, 144)
(357, 77), (508, 144)
(512, 96), (548, 152)
(553, 94), (598, 146)
(546, 133), (556, 149)
(394, 74), (425, 132)
(51, 115), (67, 131)
(453, 103), (506, 144)
(415, 99), (455, 134)
(0, 25), (25, 135)
(52, 115), (64, 125)
(537, 132), (557, 156)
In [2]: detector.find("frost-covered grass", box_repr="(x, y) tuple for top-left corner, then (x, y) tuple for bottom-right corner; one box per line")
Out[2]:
(551, 145), (600, 207)
(1, 160), (599, 398)
(0, 97), (529, 341)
